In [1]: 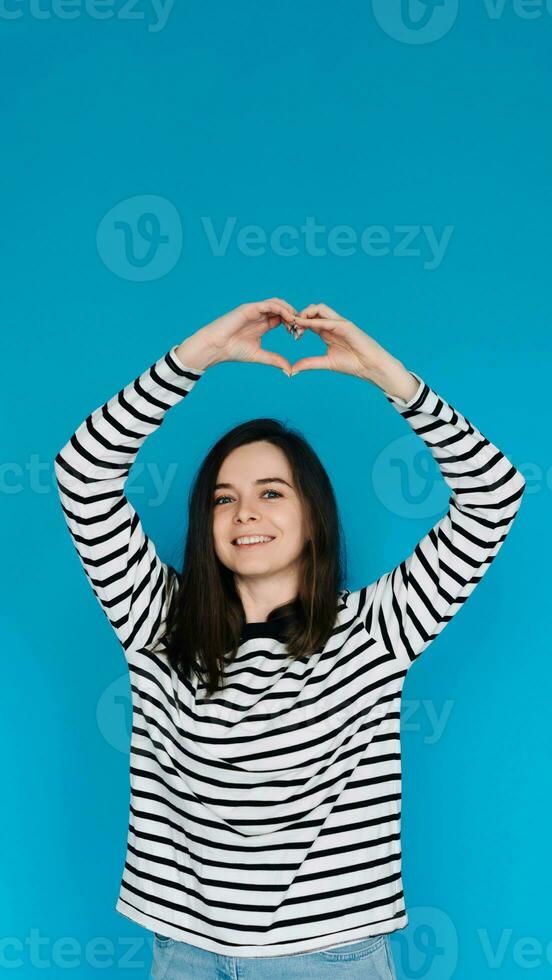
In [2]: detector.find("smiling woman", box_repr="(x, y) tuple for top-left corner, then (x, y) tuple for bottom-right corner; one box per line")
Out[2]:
(162, 408), (346, 696)
(211, 440), (320, 622)
(54, 299), (524, 969)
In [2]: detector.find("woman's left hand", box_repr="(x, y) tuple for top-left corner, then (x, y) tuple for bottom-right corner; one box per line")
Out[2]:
(290, 303), (420, 401)
(289, 303), (397, 382)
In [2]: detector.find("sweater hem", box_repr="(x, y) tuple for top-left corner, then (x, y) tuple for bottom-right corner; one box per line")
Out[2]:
(115, 896), (408, 958)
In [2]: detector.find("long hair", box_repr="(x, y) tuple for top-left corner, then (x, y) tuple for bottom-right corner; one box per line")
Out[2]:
(158, 417), (348, 697)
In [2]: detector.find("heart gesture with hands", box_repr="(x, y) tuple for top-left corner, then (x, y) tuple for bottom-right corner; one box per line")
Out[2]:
(175, 298), (418, 402)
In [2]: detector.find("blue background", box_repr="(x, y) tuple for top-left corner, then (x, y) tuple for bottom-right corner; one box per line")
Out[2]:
(2, 1), (549, 977)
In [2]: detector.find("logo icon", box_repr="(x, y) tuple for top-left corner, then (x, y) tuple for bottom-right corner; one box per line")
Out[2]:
(395, 907), (458, 978)
(96, 194), (183, 281)
(372, 0), (459, 44)
(371, 433), (447, 520)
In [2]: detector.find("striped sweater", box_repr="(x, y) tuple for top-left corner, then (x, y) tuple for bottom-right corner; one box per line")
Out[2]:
(54, 344), (525, 957)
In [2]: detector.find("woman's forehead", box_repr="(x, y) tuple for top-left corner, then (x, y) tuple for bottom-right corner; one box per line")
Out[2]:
(217, 442), (292, 483)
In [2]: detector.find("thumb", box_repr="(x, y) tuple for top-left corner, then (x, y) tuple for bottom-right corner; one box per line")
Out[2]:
(253, 349), (293, 376)
(290, 355), (329, 376)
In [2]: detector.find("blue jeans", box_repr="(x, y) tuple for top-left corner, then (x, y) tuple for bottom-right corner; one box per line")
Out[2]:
(150, 932), (397, 979)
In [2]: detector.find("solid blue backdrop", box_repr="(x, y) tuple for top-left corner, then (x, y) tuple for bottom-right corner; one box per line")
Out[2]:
(2, 1), (549, 977)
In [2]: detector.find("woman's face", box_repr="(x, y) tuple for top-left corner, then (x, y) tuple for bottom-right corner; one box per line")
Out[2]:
(212, 441), (309, 581)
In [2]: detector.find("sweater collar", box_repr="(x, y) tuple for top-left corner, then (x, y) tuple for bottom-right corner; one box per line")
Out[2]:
(239, 610), (296, 643)
(238, 592), (349, 643)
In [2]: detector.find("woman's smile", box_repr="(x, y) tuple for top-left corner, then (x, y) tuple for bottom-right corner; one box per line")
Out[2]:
(233, 535), (276, 549)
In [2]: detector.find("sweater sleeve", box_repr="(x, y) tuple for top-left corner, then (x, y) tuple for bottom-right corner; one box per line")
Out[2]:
(356, 372), (526, 672)
(54, 345), (205, 659)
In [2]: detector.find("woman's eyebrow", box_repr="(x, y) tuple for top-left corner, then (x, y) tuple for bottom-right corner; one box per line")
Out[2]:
(214, 477), (293, 490)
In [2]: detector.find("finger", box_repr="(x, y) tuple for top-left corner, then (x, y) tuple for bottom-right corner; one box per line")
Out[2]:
(292, 316), (342, 332)
(315, 303), (344, 319)
(265, 316), (283, 330)
(258, 300), (295, 317)
(258, 299), (296, 322)
(267, 296), (298, 316)
(290, 355), (331, 376)
(253, 348), (293, 375)
(297, 303), (343, 319)
(296, 304), (319, 317)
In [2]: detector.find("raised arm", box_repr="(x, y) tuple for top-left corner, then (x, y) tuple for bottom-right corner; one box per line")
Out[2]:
(53, 299), (298, 659)
(54, 347), (205, 658)
(291, 303), (526, 673)
(357, 374), (526, 671)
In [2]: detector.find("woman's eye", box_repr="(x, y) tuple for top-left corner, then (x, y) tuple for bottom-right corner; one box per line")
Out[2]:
(214, 489), (282, 506)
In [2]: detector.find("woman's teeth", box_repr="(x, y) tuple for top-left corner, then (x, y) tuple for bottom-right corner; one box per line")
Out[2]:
(233, 536), (275, 548)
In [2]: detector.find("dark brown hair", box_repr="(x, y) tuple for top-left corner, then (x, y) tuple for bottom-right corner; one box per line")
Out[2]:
(158, 417), (348, 697)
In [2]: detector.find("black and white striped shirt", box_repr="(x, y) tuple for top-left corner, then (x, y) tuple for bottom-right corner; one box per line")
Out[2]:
(54, 344), (525, 958)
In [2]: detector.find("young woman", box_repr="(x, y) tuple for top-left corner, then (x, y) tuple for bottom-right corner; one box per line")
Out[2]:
(54, 298), (525, 979)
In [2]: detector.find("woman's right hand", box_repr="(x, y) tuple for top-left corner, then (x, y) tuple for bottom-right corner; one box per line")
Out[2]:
(175, 298), (298, 374)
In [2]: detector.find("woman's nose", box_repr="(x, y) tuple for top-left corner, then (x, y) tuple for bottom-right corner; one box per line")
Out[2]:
(234, 506), (263, 526)
(235, 512), (259, 524)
